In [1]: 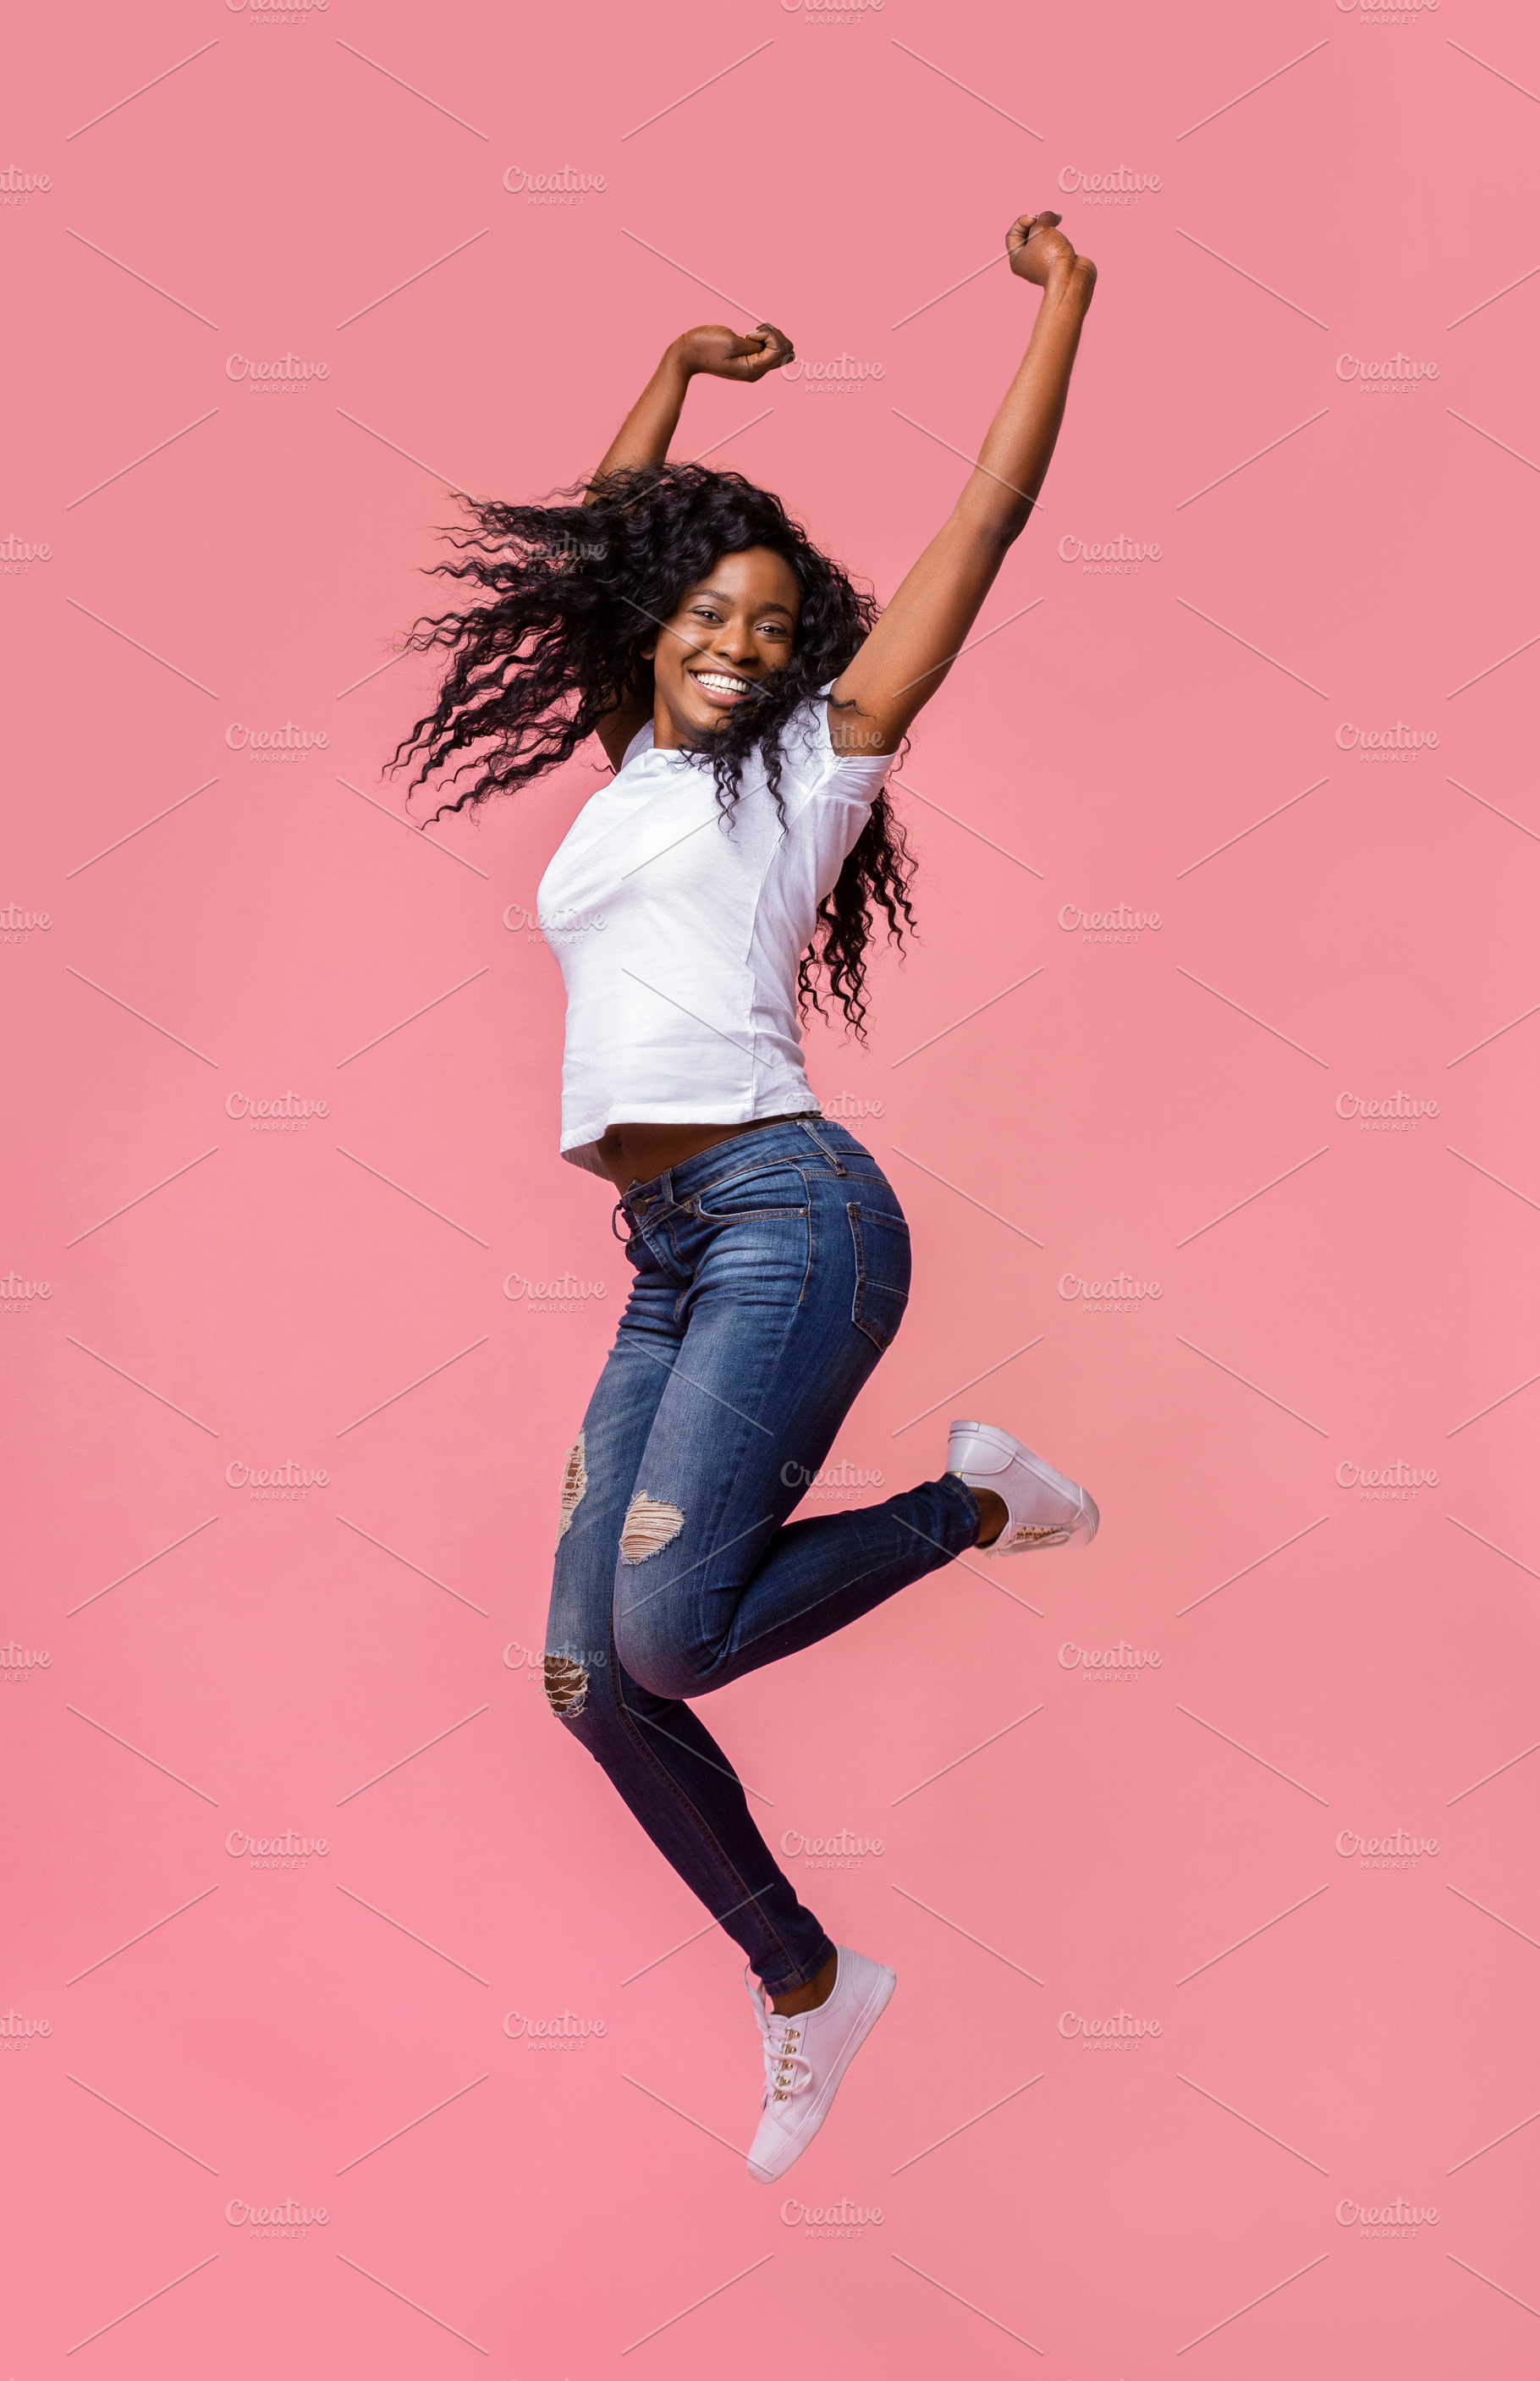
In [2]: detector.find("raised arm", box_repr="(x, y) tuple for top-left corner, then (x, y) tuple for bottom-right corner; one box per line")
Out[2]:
(585, 322), (794, 763)
(830, 214), (1097, 756)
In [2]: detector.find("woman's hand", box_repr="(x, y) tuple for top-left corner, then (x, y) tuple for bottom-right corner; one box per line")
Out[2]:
(1006, 212), (1097, 302)
(672, 322), (795, 382)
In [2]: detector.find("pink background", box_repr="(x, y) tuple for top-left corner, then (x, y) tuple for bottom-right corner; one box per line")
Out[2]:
(5, 1), (1539, 2372)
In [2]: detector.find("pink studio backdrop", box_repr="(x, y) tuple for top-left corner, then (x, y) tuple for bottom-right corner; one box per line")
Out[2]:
(4, 2), (1538, 2373)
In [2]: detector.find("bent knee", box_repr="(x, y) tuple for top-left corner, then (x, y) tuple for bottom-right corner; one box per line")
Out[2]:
(543, 1652), (590, 1719)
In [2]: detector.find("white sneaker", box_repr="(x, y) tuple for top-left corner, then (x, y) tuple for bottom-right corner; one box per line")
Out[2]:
(947, 1418), (1099, 1554)
(745, 1946), (896, 2185)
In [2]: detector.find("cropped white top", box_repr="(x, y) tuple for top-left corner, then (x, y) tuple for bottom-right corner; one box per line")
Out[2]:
(536, 691), (893, 1174)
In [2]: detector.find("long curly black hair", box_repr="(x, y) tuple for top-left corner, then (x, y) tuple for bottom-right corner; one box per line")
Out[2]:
(390, 461), (916, 1033)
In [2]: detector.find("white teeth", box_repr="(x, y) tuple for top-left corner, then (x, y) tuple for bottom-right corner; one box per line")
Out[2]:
(696, 672), (748, 694)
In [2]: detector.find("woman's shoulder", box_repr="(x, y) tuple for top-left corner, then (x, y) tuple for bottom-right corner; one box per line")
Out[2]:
(777, 684), (893, 802)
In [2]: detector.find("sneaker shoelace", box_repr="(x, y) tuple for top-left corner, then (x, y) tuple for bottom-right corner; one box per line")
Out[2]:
(759, 2009), (813, 2111)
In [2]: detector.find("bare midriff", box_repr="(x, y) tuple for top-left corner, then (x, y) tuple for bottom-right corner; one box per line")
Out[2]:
(595, 1114), (811, 1196)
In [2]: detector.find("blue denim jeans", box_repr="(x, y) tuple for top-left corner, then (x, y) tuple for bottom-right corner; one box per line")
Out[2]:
(543, 1116), (982, 1994)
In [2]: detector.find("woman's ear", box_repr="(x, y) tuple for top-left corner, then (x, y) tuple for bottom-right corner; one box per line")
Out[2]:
(638, 637), (657, 662)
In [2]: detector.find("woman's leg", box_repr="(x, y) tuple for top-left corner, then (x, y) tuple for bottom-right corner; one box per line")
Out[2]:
(609, 1160), (982, 1705)
(545, 1238), (839, 1996)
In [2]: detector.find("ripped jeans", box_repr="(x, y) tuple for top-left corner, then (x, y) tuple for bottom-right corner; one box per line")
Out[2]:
(543, 1116), (982, 1995)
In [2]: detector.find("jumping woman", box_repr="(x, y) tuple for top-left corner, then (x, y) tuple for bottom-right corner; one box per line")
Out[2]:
(397, 211), (1100, 2182)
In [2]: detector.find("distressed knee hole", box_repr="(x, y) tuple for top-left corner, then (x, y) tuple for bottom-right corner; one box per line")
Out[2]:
(619, 1493), (685, 1566)
(557, 1433), (587, 1544)
(544, 1655), (588, 1718)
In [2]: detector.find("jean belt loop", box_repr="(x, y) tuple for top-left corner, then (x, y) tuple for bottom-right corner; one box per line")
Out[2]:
(797, 1115), (847, 1175)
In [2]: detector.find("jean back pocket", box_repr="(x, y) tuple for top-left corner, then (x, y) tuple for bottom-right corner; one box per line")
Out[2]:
(847, 1201), (911, 1350)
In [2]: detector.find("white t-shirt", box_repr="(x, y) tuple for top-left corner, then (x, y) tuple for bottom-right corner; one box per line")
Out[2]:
(536, 691), (892, 1174)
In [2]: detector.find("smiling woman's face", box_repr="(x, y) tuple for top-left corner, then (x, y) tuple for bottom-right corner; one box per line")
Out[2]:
(643, 547), (803, 749)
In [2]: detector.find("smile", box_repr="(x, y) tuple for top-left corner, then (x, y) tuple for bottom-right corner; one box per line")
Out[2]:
(692, 670), (754, 698)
